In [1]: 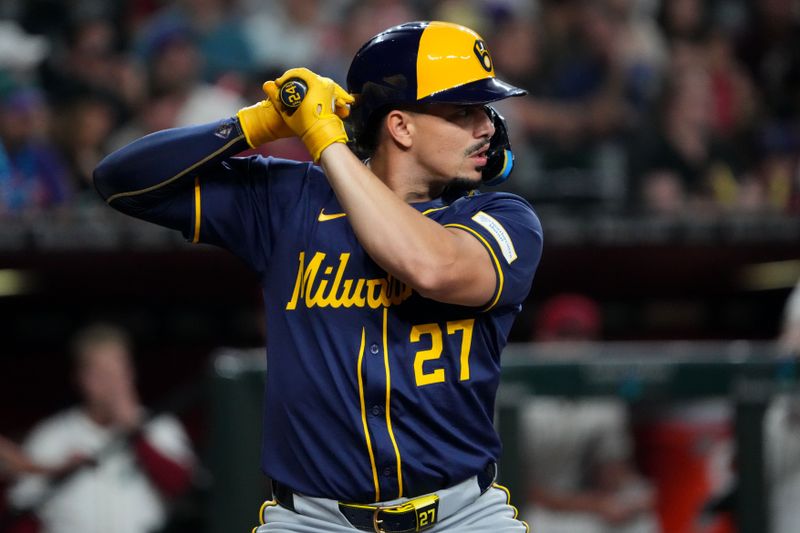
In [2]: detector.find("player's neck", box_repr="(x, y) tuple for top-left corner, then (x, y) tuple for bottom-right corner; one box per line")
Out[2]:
(369, 151), (444, 203)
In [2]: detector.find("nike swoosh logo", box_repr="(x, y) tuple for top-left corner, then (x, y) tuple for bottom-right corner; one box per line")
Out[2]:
(318, 209), (347, 222)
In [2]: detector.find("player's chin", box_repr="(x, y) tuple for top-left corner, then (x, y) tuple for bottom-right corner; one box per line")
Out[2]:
(449, 175), (483, 192)
(467, 165), (486, 182)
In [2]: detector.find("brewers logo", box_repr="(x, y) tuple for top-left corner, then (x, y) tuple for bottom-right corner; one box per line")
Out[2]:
(473, 40), (492, 72)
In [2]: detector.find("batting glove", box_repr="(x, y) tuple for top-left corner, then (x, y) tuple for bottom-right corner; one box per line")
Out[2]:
(236, 98), (294, 148)
(263, 68), (354, 162)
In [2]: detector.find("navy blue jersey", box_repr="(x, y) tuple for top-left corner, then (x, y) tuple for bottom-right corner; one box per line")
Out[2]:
(94, 119), (543, 503)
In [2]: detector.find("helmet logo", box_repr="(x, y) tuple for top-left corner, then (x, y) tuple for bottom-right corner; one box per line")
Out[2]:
(473, 40), (492, 72)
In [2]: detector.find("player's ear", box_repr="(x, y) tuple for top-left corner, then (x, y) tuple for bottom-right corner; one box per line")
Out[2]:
(384, 109), (414, 149)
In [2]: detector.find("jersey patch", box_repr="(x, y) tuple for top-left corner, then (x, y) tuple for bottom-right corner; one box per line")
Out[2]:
(471, 211), (517, 264)
(214, 121), (234, 139)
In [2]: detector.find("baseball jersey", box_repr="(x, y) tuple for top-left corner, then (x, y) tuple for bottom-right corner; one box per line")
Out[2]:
(94, 118), (543, 504)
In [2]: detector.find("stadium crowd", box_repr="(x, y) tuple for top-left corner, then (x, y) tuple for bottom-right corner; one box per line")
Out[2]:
(0, 0), (798, 219)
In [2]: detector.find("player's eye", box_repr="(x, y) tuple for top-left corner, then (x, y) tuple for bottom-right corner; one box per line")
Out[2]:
(447, 107), (472, 121)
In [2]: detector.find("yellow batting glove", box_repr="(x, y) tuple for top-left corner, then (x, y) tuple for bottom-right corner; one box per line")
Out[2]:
(236, 98), (293, 148)
(263, 67), (355, 162)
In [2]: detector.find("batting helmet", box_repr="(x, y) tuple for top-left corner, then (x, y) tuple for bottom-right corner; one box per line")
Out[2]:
(346, 21), (527, 184)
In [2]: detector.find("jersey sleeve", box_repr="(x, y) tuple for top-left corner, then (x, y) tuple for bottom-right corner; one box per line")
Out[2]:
(193, 156), (314, 276)
(443, 192), (543, 310)
(93, 118), (314, 277)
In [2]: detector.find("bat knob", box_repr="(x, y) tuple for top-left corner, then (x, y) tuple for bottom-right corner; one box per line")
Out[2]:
(279, 78), (308, 114)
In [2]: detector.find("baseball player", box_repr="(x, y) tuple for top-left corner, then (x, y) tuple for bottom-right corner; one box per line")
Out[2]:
(94, 21), (542, 533)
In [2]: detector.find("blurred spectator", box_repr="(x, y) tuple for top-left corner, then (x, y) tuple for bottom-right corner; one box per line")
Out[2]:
(755, 126), (800, 214)
(657, 0), (708, 45)
(12, 0), (124, 44)
(140, 22), (245, 127)
(5, 323), (195, 533)
(628, 62), (746, 215)
(522, 0), (632, 141)
(488, 14), (541, 91)
(37, 16), (140, 127)
(240, 0), (345, 79)
(0, 0), (794, 218)
(779, 277), (800, 355)
(735, 0), (800, 215)
(0, 86), (71, 215)
(765, 392), (800, 533)
(705, 28), (757, 142)
(51, 90), (118, 200)
(503, 0), (643, 210)
(136, 0), (256, 83)
(736, 0), (800, 125)
(107, 90), (185, 153)
(521, 293), (659, 533)
(0, 436), (41, 482)
(535, 292), (603, 343)
(339, 0), (422, 75)
(0, 436), (44, 533)
(707, 278), (800, 533)
(608, 0), (669, 114)
(763, 276), (800, 533)
(429, 0), (487, 36)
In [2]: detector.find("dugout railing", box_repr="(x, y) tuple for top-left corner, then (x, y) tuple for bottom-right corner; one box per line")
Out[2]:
(207, 341), (797, 533)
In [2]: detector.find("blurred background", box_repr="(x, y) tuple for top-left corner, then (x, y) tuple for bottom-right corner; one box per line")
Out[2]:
(0, 0), (798, 532)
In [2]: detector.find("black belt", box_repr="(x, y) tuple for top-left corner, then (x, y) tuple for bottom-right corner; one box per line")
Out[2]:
(271, 463), (496, 533)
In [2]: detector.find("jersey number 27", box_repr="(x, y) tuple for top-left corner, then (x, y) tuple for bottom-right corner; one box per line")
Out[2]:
(410, 319), (475, 387)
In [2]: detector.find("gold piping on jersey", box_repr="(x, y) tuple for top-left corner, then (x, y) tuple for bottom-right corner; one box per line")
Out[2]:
(357, 327), (381, 501)
(491, 482), (530, 532)
(421, 206), (449, 216)
(257, 499), (277, 526)
(192, 177), (201, 243)
(105, 134), (245, 204)
(383, 306), (404, 498)
(444, 223), (504, 311)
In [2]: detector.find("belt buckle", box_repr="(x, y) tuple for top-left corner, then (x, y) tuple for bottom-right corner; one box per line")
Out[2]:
(377, 494), (439, 532)
(372, 508), (386, 533)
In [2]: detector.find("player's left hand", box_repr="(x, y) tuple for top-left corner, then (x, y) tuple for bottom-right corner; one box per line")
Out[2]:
(263, 68), (354, 162)
(236, 98), (294, 148)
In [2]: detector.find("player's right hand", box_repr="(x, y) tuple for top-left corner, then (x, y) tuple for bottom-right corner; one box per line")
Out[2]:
(236, 98), (294, 148)
(263, 68), (354, 162)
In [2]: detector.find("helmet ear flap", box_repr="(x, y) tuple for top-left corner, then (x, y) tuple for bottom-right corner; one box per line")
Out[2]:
(481, 106), (515, 186)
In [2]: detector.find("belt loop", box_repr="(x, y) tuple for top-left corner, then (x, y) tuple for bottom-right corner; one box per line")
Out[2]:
(478, 462), (496, 494)
(271, 480), (296, 512)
